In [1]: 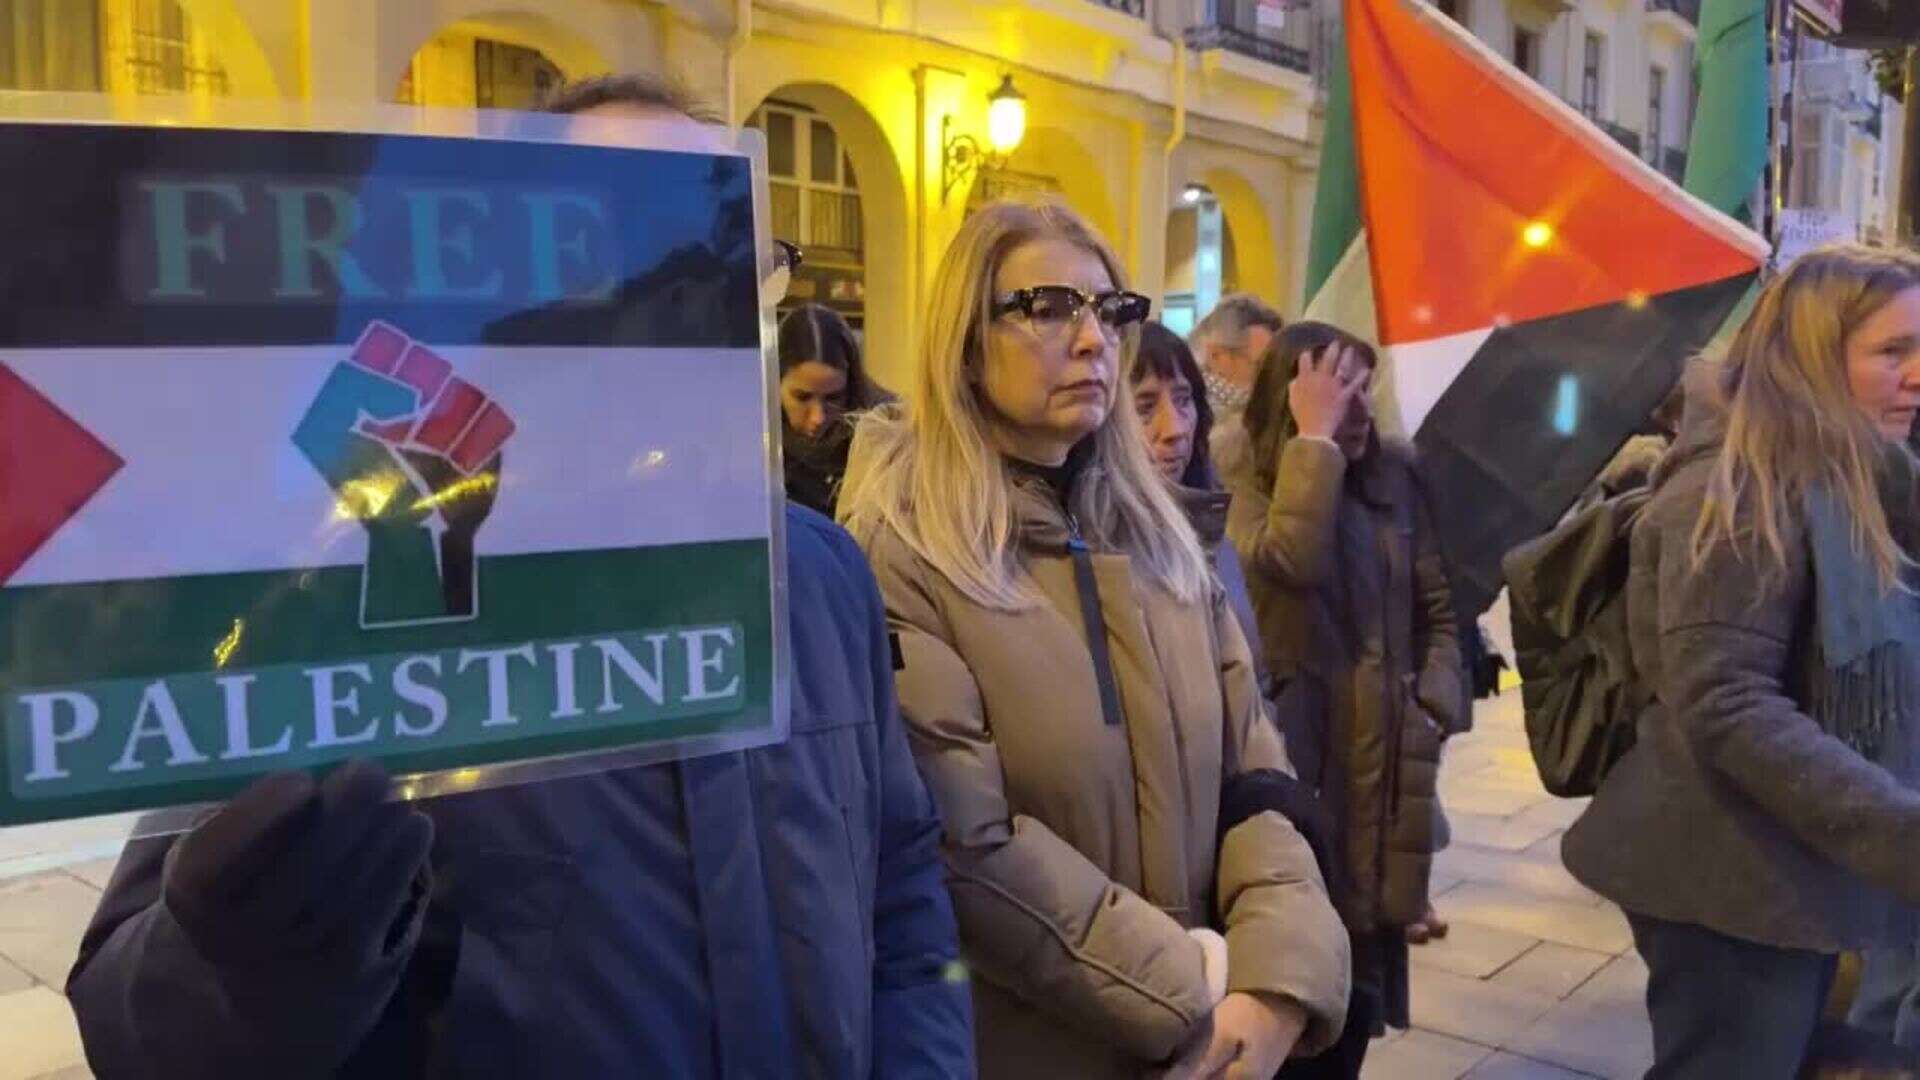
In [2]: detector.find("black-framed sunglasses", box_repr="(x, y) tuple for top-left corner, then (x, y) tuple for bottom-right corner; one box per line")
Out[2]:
(992, 285), (1151, 336)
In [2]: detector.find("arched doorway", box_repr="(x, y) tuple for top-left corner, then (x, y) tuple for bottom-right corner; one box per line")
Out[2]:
(1162, 197), (1242, 336)
(395, 26), (564, 109)
(1161, 162), (1281, 333)
(743, 82), (910, 393)
(393, 13), (607, 110)
(1198, 166), (1280, 307)
(749, 98), (868, 336)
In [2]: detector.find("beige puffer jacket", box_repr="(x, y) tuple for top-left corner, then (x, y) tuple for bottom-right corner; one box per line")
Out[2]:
(855, 462), (1350, 1077)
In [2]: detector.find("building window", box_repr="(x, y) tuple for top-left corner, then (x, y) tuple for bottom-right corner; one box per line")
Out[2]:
(474, 39), (560, 110)
(1647, 66), (1667, 165)
(1790, 109), (1825, 209)
(752, 103), (863, 256)
(125, 0), (227, 95)
(1514, 27), (1539, 79)
(0, 0), (102, 91)
(750, 101), (866, 326)
(1581, 32), (1604, 119)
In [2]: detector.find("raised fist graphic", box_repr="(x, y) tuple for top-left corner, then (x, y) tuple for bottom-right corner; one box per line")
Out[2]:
(293, 321), (513, 627)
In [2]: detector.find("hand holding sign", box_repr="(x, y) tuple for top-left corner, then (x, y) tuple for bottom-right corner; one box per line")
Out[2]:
(164, 762), (434, 1059)
(293, 322), (512, 626)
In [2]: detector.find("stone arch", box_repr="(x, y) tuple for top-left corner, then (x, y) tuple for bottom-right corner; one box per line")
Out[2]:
(383, 7), (612, 105)
(743, 81), (913, 397)
(1198, 165), (1281, 307)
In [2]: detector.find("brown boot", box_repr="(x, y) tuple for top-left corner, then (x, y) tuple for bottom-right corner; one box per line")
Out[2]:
(1405, 905), (1450, 945)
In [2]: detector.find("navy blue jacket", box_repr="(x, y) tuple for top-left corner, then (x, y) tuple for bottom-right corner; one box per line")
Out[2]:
(66, 506), (973, 1078)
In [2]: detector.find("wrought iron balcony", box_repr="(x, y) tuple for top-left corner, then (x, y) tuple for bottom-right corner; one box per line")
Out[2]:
(1645, 0), (1701, 25)
(1087, 0), (1147, 16)
(1186, 0), (1313, 74)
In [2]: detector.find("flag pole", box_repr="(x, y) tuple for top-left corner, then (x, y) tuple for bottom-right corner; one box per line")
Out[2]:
(1771, 0), (1801, 243)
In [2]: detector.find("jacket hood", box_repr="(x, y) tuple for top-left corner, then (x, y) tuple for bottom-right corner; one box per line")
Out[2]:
(1652, 360), (1728, 487)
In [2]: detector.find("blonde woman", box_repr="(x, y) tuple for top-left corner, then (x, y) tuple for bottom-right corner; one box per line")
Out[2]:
(838, 200), (1349, 1078)
(1563, 245), (1920, 1077)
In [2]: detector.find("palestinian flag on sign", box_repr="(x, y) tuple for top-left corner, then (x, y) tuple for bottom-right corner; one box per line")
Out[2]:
(0, 120), (781, 825)
(1303, 0), (1770, 616)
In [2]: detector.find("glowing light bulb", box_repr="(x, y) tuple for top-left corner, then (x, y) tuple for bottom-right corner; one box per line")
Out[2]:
(1522, 221), (1555, 249)
(986, 76), (1027, 156)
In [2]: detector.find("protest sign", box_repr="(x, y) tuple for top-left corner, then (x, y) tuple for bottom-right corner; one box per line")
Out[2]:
(0, 106), (787, 826)
(1774, 206), (1858, 269)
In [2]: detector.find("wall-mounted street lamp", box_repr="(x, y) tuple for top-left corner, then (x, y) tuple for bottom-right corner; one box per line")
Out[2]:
(1181, 182), (1214, 206)
(941, 75), (1028, 205)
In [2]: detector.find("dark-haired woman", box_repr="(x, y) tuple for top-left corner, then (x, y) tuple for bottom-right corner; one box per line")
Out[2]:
(1227, 321), (1465, 1039)
(777, 303), (883, 515)
(1129, 321), (1264, 660)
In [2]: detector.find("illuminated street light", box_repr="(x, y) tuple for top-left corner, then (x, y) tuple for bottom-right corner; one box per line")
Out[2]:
(942, 74), (1029, 204)
(986, 75), (1027, 156)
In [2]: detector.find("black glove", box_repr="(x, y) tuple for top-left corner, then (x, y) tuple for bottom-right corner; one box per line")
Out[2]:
(166, 760), (433, 967)
(162, 761), (435, 1063)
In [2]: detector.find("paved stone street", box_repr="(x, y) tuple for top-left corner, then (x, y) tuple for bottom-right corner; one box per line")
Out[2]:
(1362, 689), (1653, 1080)
(0, 690), (1646, 1079)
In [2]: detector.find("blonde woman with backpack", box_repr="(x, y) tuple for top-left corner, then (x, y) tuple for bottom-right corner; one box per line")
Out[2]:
(839, 199), (1350, 1078)
(1562, 245), (1920, 1077)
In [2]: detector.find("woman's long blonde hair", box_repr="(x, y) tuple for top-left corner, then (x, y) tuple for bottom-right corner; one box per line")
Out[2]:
(837, 199), (1210, 610)
(1694, 243), (1920, 588)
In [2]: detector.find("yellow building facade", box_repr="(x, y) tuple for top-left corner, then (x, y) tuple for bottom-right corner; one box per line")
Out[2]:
(2, 0), (1327, 391)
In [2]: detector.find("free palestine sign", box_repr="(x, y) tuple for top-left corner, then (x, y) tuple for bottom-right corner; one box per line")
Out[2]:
(0, 113), (786, 826)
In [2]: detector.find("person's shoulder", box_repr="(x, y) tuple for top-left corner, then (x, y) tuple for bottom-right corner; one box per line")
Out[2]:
(1639, 452), (1713, 537)
(785, 499), (849, 554)
(783, 502), (885, 630)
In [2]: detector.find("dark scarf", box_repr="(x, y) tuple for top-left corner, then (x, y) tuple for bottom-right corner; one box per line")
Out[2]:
(782, 420), (854, 517)
(1004, 438), (1095, 511)
(1799, 455), (1920, 763)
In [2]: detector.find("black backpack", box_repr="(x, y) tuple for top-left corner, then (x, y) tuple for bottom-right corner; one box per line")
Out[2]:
(1500, 488), (1652, 798)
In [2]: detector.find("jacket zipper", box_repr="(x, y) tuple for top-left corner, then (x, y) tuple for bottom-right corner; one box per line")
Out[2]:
(1064, 507), (1124, 728)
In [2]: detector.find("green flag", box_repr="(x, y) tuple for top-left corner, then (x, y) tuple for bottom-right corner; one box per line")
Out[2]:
(1303, 21), (1361, 306)
(1682, 0), (1769, 221)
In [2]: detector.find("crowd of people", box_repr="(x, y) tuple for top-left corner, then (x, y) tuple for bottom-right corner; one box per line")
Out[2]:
(55, 73), (1920, 1080)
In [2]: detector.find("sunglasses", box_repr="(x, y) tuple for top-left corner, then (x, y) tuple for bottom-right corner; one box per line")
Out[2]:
(992, 285), (1151, 337)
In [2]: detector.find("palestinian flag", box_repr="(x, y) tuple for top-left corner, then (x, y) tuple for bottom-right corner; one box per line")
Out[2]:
(0, 118), (782, 826)
(1304, 0), (1769, 616)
